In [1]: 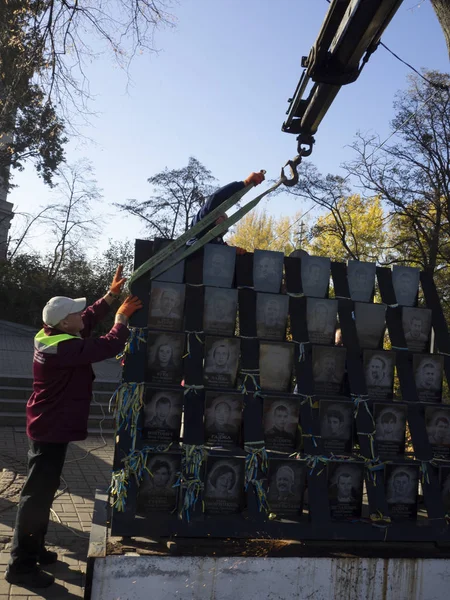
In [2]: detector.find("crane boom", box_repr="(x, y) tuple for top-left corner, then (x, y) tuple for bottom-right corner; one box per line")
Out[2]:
(282, 0), (405, 146)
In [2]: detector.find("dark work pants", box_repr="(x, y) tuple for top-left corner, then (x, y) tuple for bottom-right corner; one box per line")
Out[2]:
(9, 439), (68, 571)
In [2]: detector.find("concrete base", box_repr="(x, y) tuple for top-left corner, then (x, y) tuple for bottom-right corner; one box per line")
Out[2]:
(90, 555), (450, 599)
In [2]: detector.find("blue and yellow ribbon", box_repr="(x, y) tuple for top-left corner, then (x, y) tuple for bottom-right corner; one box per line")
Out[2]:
(240, 370), (260, 394)
(116, 327), (147, 360)
(245, 441), (269, 513)
(109, 382), (145, 449)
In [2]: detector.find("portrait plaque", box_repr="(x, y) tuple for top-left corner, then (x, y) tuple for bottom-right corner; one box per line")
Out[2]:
(203, 287), (238, 336)
(267, 460), (306, 518)
(263, 397), (300, 452)
(413, 354), (443, 403)
(203, 337), (240, 389)
(402, 308), (432, 353)
(153, 240), (185, 283)
(203, 244), (236, 288)
(385, 464), (419, 521)
(148, 282), (185, 332)
(363, 350), (395, 401)
(320, 400), (353, 454)
(425, 407), (450, 458)
(392, 266), (420, 307)
(312, 346), (347, 395)
(328, 462), (364, 520)
(204, 392), (243, 448)
(253, 249), (284, 293)
(136, 453), (180, 514)
(147, 332), (184, 385)
(300, 255), (330, 298)
(347, 260), (376, 302)
(439, 466), (450, 513)
(204, 456), (245, 515)
(259, 342), (294, 392)
(256, 293), (289, 341)
(142, 388), (184, 445)
(354, 303), (386, 349)
(306, 298), (338, 345)
(374, 403), (407, 459)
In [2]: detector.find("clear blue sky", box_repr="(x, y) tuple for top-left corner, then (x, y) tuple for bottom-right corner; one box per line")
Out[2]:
(8, 0), (449, 255)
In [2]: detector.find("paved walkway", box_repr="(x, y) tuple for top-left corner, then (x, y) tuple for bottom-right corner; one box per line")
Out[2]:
(0, 427), (114, 599)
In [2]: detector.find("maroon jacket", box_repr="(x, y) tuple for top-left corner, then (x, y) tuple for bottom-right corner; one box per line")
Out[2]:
(27, 298), (128, 443)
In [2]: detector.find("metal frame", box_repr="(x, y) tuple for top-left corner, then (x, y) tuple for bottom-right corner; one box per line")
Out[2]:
(282, 0), (405, 138)
(110, 241), (450, 544)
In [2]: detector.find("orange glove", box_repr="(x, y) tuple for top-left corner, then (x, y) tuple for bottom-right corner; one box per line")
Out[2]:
(117, 295), (143, 318)
(244, 171), (265, 187)
(110, 265), (127, 295)
(235, 246), (247, 255)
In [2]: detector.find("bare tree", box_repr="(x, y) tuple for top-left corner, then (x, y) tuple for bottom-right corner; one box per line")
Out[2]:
(345, 71), (450, 276)
(0, 1), (175, 186)
(117, 156), (216, 239)
(7, 206), (55, 259)
(43, 159), (102, 280)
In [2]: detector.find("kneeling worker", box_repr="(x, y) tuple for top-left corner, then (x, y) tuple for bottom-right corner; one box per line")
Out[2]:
(5, 266), (142, 588)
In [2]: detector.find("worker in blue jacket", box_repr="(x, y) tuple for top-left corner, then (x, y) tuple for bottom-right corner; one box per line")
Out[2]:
(187, 171), (265, 251)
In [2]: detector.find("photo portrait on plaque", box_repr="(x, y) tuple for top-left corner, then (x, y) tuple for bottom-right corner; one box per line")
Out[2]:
(263, 397), (300, 452)
(203, 337), (240, 388)
(204, 456), (245, 515)
(253, 249), (284, 293)
(148, 282), (185, 331)
(363, 350), (395, 401)
(267, 460), (306, 518)
(320, 400), (353, 454)
(312, 346), (347, 395)
(203, 287), (238, 336)
(256, 293), (289, 341)
(328, 462), (364, 520)
(374, 403), (407, 458)
(439, 466), (450, 513)
(347, 260), (376, 302)
(385, 464), (419, 520)
(300, 255), (330, 298)
(414, 354), (443, 403)
(203, 244), (236, 288)
(259, 342), (294, 392)
(136, 453), (180, 514)
(354, 303), (386, 349)
(147, 332), (184, 384)
(142, 388), (184, 445)
(392, 266), (420, 307)
(425, 407), (450, 458)
(307, 298), (338, 345)
(204, 392), (243, 448)
(402, 308), (432, 353)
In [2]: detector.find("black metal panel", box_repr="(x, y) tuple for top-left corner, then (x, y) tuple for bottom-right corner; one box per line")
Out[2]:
(236, 252), (254, 289)
(284, 256), (303, 295)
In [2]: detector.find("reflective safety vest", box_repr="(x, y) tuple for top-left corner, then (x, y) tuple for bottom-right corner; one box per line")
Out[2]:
(34, 329), (78, 354)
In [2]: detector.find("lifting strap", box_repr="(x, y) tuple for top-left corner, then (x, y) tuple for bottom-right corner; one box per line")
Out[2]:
(127, 176), (285, 289)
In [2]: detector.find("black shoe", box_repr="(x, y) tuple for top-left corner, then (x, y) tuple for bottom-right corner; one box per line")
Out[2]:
(38, 548), (58, 565)
(4, 565), (55, 588)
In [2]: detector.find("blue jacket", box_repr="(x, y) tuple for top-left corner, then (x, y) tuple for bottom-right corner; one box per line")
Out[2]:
(188, 181), (245, 245)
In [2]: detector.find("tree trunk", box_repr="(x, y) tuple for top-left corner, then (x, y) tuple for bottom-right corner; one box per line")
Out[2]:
(431, 0), (450, 58)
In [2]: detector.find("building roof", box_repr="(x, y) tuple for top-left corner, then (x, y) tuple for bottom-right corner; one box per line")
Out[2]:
(0, 320), (122, 381)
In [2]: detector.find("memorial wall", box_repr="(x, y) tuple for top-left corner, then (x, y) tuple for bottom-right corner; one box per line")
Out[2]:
(109, 240), (450, 542)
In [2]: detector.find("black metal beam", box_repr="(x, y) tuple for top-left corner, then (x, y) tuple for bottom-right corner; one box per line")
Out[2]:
(283, 0), (405, 138)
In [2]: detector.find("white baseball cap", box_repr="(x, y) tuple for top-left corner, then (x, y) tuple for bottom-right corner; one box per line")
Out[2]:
(43, 296), (86, 327)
